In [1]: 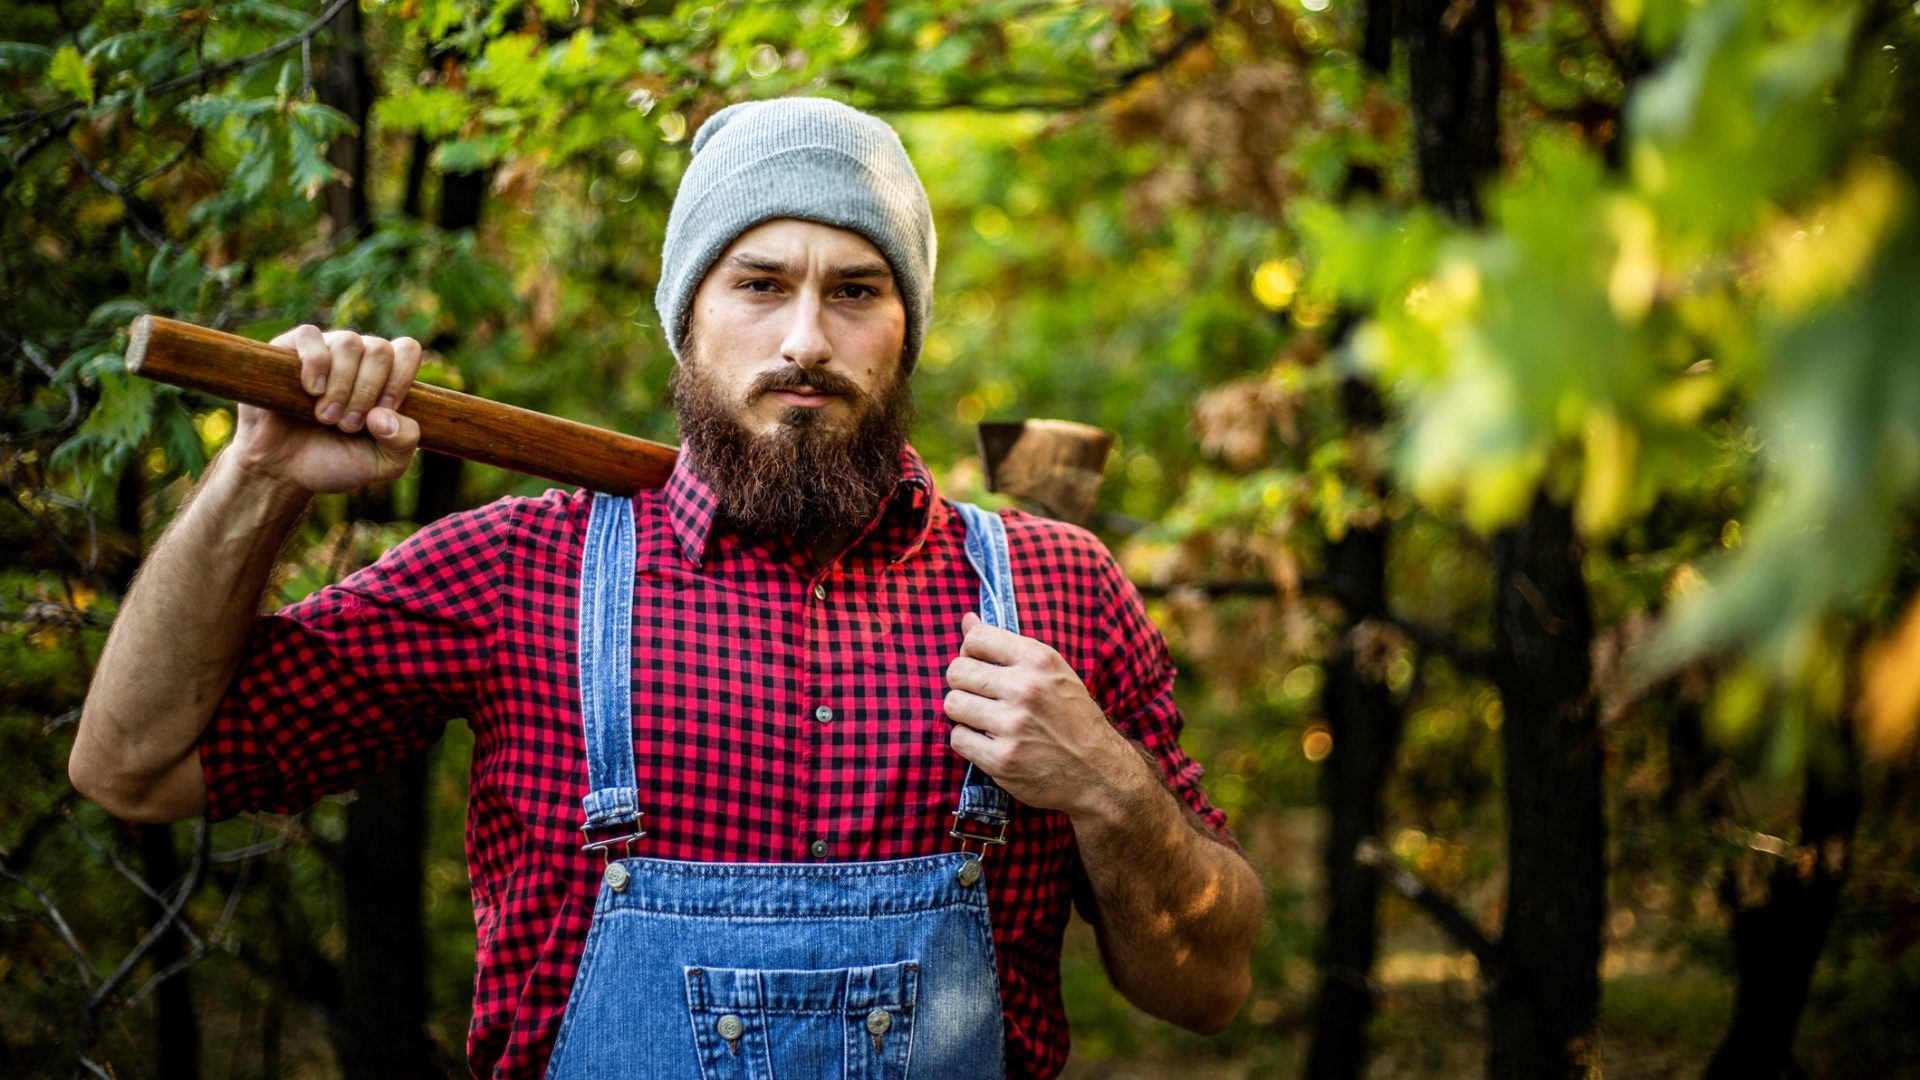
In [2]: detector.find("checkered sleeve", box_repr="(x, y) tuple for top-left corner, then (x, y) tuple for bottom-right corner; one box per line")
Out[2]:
(198, 500), (509, 821)
(1087, 545), (1235, 842)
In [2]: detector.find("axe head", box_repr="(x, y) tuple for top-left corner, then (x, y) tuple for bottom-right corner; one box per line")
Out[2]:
(977, 419), (1115, 527)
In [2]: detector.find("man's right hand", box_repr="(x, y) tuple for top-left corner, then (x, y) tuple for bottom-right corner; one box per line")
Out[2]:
(226, 324), (424, 494)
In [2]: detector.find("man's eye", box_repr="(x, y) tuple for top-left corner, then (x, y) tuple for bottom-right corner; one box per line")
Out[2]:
(838, 284), (878, 300)
(740, 279), (779, 293)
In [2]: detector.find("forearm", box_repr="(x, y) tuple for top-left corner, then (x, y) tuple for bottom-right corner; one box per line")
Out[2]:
(70, 451), (312, 821)
(1071, 747), (1263, 1034)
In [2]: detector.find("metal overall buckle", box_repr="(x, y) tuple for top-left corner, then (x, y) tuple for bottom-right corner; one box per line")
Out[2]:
(580, 814), (647, 864)
(947, 810), (1010, 856)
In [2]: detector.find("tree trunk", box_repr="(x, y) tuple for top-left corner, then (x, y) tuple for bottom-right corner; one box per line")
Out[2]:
(317, 0), (373, 239)
(340, 754), (436, 1076)
(1400, 0), (1502, 225)
(1398, 4), (1606, 1075)
(137, 824), (200, 1080)
(1487, 501), (1604, 1079)
(1703, 736), (1863, 1080)
(327, 13), (446, 1074)
(1304, 471), (1402, 1080)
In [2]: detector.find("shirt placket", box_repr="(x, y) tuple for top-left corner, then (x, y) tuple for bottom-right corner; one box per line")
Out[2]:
(801, 556), (837, 861)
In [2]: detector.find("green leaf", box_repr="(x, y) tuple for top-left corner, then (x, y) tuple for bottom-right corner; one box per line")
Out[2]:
(432, 133), (508, 173)
(0, 41), (53, 74)
(49, 44), (93, 105)
(176, 94), (277, 129)
(55, 372), (157, 472)
(372, 86), (472, 139)
(285, 124), (341, 200)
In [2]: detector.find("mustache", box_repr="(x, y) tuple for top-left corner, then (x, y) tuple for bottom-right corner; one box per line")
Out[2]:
(749, 365), (867, 401)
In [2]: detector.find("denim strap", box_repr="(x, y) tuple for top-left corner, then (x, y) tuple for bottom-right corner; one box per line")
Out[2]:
(577, 492), (643, 845)
(949, 501), (1017, 848)
(573, 495), (1017, 851)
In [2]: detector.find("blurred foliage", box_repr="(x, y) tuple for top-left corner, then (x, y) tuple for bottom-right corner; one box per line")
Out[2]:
(4, 0), (1920, 1076)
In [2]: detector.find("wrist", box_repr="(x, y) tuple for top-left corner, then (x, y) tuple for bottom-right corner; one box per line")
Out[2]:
(1068, 731), (1163, 832)
(211, 448), (315, 521)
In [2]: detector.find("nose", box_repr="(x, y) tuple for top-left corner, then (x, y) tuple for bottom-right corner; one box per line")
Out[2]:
(780, 290), (832, 370)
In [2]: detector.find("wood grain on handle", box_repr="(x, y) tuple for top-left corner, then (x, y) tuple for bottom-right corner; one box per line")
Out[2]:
(124, 315), (679, 494)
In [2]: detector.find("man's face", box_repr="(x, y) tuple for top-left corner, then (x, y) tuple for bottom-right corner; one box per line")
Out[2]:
(682, 218), (907, 434)
(672, 218), (915, 546)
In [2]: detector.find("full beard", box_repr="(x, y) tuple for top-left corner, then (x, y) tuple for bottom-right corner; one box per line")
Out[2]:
(670, 352), (914, 549)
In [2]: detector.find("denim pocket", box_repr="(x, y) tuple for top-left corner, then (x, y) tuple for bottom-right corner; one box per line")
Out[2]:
(683, 960), (920, 1079)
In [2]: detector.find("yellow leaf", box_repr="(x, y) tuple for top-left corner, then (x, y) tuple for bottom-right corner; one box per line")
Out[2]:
(1250, 258), (1298, 310)
(1606, 197), (1659, 323)
(1577, 405), (1638, 537)
(1859, 596), (1920, 762)
(1764, 159), (1906, 312)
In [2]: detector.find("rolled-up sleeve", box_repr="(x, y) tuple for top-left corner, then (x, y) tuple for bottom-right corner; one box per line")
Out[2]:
(1086, 549), (1235, 843)
(199, 500), (509, 820)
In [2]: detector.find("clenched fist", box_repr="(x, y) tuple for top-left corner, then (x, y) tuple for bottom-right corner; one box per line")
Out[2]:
(943, 611), (1142, 821)
(226, 324), (423, 495)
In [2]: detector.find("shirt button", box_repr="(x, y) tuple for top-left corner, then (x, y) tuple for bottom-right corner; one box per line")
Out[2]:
(813, 582), (828, 601)
(814, 705), (834, 723)
(809, 839), (829, 858)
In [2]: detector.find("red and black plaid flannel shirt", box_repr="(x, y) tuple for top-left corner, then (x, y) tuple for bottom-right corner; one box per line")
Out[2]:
(200, 445), (1232, 1078)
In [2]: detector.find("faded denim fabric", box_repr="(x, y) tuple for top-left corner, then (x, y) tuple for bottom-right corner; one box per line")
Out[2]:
(544, 493), (1017, 1079)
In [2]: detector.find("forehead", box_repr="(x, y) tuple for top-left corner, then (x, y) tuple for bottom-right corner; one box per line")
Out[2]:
(717, 218), (890, 273)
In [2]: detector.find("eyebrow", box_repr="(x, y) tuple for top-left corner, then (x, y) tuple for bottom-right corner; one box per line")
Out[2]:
(722, 253), (894, 281)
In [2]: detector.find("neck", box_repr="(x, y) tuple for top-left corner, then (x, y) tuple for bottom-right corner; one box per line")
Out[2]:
(804, 528), (857, 571)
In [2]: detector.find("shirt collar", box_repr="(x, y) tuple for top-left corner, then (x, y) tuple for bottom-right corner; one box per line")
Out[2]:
(664, 443), (940, 568)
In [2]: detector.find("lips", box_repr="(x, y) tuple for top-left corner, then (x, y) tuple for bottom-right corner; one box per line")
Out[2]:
(769, 387), (839, 408)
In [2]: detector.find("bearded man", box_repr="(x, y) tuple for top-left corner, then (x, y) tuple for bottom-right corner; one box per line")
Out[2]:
(70, 98), (1262, 1078)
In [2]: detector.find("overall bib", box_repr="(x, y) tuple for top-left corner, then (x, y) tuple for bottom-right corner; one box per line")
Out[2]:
(545, 495), (1019, 1079)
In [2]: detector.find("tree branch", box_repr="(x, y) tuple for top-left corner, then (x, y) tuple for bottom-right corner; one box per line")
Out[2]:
(858, 0), (1230, 113)
(1133, 574), (1497, 678)
(1355, 836), (1499, 975)
(87, 822), (208, 1012)
(1, 0), (355, 179)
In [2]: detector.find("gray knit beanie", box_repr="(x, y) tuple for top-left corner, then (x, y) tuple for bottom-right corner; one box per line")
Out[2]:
(654, 97), (937, 370)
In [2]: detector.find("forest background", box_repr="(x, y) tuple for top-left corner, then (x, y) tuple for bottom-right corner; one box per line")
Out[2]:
(3, 0), (1919, 1077)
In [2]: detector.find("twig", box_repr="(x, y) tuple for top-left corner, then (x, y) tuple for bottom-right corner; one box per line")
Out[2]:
(0, 864), (98, 989)
(1355, 836), (1499, 974)
(210, 819), (269, 945)
(64, 134), (171, 249)
(860, 0), (1230, 113)
(0, 329), (85, 444)
(62, 812), (206, 953)
(87, 821), (208, 1011)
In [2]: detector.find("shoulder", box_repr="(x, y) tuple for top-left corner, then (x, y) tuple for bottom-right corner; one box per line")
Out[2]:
(992, 506), (1129, 596)
(438, 486), (659, 557)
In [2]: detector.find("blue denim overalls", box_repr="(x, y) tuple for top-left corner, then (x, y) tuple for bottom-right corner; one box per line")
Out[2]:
(545, 494), (1018, 1079)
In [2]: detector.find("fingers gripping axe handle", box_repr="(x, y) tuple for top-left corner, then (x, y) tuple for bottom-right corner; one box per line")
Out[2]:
(123, 315), (680, 495)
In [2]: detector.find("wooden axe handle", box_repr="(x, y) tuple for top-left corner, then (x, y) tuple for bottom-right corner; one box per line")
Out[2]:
(124, 315), (678, 494)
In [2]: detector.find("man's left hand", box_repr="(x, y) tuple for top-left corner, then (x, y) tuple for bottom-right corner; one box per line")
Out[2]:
(943, 611), (1141, 819)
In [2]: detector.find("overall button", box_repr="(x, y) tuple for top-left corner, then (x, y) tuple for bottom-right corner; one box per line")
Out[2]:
(956, 857), (983, 887)
(813, 582), (828, 601)
(603, 863), (630, 892)
(814, 705), (834, 723)
(809, 839), (830, 858)
(716, 1014), (743, 1040)
(865, 1009), (891, 1036)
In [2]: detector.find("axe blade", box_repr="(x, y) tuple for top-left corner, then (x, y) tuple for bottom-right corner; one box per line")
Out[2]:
(977, 419), (1115, 527)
